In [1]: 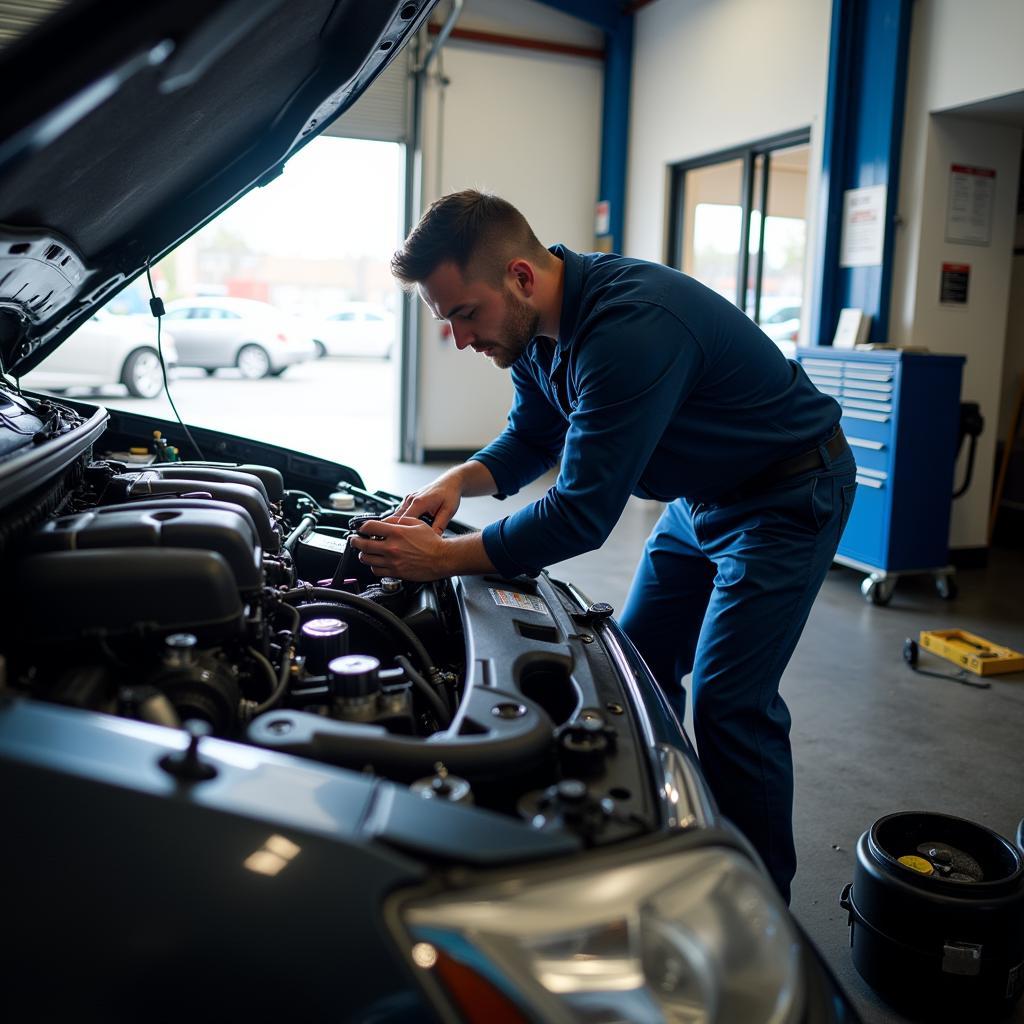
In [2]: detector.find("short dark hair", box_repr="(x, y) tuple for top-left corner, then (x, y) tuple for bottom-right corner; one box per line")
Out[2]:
(391, 189), (548, 289)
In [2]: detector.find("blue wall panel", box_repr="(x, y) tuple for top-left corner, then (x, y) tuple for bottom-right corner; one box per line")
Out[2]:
(813, 0), (913, 346)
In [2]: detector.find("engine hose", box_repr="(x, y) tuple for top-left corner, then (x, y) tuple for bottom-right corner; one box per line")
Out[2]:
(281, 586), (434, 675)
(272, 601), (301, 636)
(290, 600), (396, 652)
(251, 642), (292, 715)
(395, 654), (451, 730)
(247, 647), (279, 705)
(284, 513), (317, 551)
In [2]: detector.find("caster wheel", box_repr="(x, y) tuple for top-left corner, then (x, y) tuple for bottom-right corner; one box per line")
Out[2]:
(861, 576), (894, 606)
(935, 575), (958, 600)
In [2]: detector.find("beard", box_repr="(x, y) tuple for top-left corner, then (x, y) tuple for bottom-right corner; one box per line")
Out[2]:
(482, 289), (540, 369)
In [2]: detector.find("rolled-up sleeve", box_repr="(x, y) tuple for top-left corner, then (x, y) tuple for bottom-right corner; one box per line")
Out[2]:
(471, 359), (568, 500)
(482, 303), (704, 577)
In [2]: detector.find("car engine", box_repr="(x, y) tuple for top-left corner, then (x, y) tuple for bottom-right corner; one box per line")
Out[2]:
(1, 394), (654, 841)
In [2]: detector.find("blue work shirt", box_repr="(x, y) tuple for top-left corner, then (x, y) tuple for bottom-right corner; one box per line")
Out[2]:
(473, 246), (840, 578)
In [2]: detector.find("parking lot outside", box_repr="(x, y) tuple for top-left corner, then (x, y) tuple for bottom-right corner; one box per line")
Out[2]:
(97, 357), (399, 477)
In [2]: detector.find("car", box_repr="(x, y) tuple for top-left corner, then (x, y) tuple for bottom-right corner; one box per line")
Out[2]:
(759, 298), (803, 344)
(18, 308), (178, 399)
(312, 301), (395, 358)
(0, 2), (860, 1021)
(162, 297), (318, 379)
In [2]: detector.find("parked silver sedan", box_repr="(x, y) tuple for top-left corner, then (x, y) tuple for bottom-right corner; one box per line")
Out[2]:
(163, 297), (318, 379)
(20, 309), (177, 399)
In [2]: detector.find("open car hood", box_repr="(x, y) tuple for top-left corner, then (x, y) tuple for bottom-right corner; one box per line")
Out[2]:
(0, 0), (435, 377)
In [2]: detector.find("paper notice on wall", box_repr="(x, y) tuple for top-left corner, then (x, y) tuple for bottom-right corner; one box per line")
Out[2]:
(595, 200), (610, 236)
(945, 164), (995, 246)
(839, 184), (886, 267)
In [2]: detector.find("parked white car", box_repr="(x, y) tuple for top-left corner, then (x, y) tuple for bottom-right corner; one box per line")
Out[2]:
(758, 297), (802, 344)
(311, 302), (395, 359)
(163, 297), (318, 378)
(20, 309), (177, 399)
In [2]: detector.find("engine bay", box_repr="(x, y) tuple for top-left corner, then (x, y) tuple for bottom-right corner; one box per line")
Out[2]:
(1, 390), (655, 846)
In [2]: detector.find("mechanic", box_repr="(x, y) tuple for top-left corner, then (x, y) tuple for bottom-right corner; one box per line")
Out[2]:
(349, 190), (856, 902)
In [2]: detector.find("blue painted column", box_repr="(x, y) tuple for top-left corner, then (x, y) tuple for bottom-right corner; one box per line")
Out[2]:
(812, 0), (913, 345)
(536, 0), (634, 254)
(597, 13), (633, 253)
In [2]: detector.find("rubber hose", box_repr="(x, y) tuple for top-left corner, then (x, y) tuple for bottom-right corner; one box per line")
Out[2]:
(282, 586), (434, 673)
(395, 654), (451, 730)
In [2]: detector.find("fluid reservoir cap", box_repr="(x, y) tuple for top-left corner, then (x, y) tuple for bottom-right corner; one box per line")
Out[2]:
(329, 491), (356, 511)
(302, 617), (346, 638)
(301, 618), (349, 674)
(329, 654), (380, 697)
(164, 632), (198, 667)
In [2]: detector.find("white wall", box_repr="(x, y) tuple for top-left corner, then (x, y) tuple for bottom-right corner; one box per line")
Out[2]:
(625, 0), (832, 316)
(891, 0), (1024, 550)
(912, 0), (1024, 116)
(416, 5), (602, 452)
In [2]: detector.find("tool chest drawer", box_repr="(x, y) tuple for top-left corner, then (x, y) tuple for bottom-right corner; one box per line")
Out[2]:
(797, 348), (964, 573)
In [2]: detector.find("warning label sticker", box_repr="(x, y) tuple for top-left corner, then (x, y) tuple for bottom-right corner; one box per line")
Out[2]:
(488, 588), (550, 616)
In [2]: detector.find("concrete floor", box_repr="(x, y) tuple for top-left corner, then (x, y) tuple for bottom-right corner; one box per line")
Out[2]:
(387, 461), (1024, 1024)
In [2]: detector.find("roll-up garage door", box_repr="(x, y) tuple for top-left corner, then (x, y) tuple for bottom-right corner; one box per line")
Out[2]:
(323, 47), (410, 143)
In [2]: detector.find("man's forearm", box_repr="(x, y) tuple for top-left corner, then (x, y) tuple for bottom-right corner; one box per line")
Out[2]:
(440, 530), (496, 576)
(447, 459), (498, 498)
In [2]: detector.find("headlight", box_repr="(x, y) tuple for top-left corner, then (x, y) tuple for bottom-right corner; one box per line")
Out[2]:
(401, 845), (804, 1023)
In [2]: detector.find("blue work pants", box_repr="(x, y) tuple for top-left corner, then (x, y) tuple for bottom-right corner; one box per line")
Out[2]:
(619, 452), (857, 902)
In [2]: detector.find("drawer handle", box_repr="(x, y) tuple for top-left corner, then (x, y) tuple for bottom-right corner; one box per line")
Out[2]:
(842, 367), (893, 378)
(843, 398), (893, 413)
(843, 388), (892, 402)
(856, 467), (888, 480)
(846, 437), (885, 451)
(855, 475), (885, 488)
(844, 409), (890, 423)
(841, 380), (892, 394)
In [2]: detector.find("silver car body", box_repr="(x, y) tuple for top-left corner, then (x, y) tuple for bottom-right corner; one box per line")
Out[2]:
(19, 309), (177, 399)
(313, 302), (394, 358)
(163, 297), (317, 377)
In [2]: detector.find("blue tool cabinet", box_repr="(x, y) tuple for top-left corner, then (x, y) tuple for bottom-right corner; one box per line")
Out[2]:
(796, 348), (965, 604)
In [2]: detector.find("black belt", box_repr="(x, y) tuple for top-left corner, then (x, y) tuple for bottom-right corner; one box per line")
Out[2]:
(716, 428), (850, 504)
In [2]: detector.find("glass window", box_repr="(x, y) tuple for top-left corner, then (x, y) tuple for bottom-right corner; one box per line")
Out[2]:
(679, 159), (743, 304)
(669, 134), (810, 349)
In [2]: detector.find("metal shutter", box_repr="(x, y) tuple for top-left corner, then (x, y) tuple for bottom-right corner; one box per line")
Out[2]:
(0, 0), (69, 50)
(324, 47), (410, 143)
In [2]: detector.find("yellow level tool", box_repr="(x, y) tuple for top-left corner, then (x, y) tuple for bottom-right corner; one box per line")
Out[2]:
(919, 629), (1024, 677)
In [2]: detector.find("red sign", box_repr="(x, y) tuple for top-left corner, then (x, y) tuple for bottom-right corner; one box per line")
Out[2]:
(950, 164), (996, 178)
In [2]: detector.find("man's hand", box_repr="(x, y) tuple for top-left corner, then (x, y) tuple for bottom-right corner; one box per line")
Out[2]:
(388, 460), (499, 534)
(390, 475), (464, 534)
(349, 521), (495, 582)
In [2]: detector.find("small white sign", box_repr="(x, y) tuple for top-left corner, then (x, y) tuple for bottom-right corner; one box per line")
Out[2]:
(595, 200), (610, 236)
(839, 184), (887, 267)
(945, 164), (995, 246)
(833, 308), (871, 349)
(488, 588), (550, 616)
